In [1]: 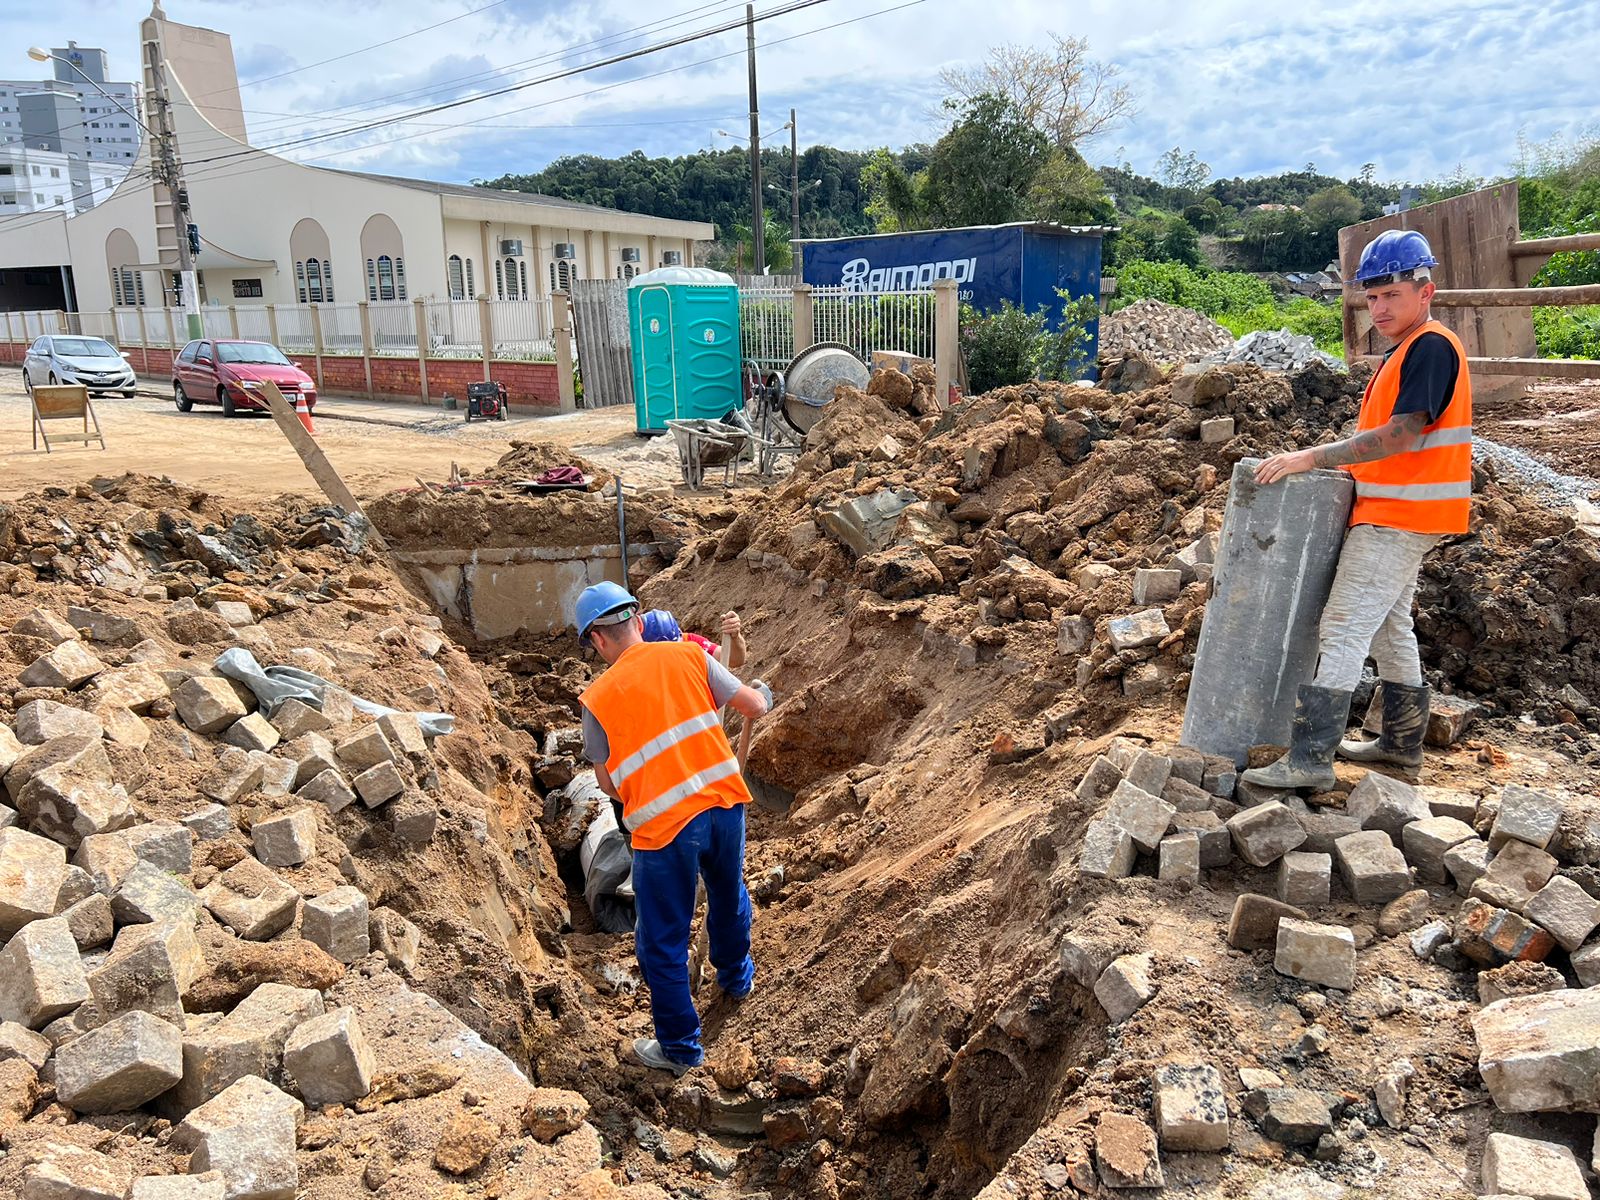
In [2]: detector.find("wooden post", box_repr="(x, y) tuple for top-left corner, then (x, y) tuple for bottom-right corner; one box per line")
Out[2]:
(478, 296), (494, 383)
(933, 279), (958, 410)
(310, 304), (325, 391)
(358, 301), (374, 397)
(265, 304), (280, 348)
(413, 298), (431, 404)
(260, 381), (388, 550)
(553, 290), (576, 413)
(792, 284), (814, 357)
(134, 305), (149, 374)
(228, 306), (240, 338)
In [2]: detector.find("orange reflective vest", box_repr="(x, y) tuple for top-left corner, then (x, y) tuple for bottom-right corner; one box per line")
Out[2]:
(1346, 319), (1472, 535)
(581, 641), (749, 851)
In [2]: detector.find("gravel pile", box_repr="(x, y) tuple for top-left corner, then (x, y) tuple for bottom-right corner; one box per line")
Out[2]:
(1201, 328), (1345, 372)
(1099, 298), (1235, 363)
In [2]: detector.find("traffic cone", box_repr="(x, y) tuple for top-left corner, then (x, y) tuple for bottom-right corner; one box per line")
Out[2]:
(294, 393), (315, 435)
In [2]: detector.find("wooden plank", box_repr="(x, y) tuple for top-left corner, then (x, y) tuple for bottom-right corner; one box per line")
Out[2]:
(1510, 233), (1600, 257)
(260, 381), (390, 552)
(32, 384), (90, 418)
(1428, 285), (1600, 307)
(1466, 357), (1600, 379)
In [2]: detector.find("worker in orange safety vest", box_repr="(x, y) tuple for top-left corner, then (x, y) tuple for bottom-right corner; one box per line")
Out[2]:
(575, 581), (772, 1075)
(1243, 229), (1471, 790)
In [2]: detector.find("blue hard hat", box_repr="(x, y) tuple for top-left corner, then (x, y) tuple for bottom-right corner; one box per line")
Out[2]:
(575, 581), (639, 644)
(1352, 229), (1438, 286)
(640, 610), (682, 643)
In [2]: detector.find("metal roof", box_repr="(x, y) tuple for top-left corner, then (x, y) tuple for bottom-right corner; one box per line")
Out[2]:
(795, 220), (1117, 245)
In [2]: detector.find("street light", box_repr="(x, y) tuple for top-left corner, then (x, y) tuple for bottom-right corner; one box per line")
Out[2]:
(30, 44), (201, 336)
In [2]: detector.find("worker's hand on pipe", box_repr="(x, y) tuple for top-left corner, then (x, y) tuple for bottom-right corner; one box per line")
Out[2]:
(1254, 449), (1316, 485)
(720, 611), (742, 637)
(729, 681), (771, 720)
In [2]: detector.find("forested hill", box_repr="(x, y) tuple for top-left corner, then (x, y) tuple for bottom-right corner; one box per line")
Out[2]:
(477, 145), (926, 242)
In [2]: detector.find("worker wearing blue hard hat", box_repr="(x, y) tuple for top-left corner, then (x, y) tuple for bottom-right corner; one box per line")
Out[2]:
(1246, 227), (1472, 790)
(642, 608), (748, 668)
(575, 581), (772, 1075)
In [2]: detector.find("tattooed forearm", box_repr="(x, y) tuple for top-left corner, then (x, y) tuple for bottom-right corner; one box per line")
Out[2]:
(1310, 412), (1428, 469)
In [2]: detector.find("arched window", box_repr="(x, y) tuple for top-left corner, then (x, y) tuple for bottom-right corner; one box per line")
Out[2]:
(494, 259), (504, 299)
(359, 214), (404, 301)
(106, 227), (144, 307)
(465, 259), (475, 299)
(549, 260), (574, 293)
(295, 261), (307, 303)
(616, 263), (637, 281)
(518, 261), (528, 298)
(306, 258), (325, 303)
(503, 257), (519, 300)
(366, 258), (377, 301)
(290, 218), (332, 304)
(447, 255), (464, 300)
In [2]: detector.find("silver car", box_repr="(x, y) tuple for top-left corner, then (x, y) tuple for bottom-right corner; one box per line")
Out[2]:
(22, 335), (138, 397)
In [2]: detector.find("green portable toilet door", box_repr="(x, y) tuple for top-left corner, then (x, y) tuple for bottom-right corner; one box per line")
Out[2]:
(637, 286), (677, 427)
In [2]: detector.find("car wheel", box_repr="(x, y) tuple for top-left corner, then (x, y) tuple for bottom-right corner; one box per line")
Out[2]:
(21, 370), (31, 394)
(220, 388), (236, 418)
(174, 382), (193, 412)
(121, 390), (137, 399)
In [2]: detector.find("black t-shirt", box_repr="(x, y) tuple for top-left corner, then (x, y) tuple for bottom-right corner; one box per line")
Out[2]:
(1386, 331), (1460, 423)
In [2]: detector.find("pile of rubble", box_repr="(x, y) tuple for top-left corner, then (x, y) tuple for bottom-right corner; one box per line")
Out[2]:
(1098, 298), (1235, 364)
(1063, 729), (1600, 1197)
(1201, 328), (1345, 372)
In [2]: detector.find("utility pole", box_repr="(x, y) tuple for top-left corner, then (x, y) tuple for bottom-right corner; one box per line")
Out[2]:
(141, 25), (201, 339)
(745, 4), (765, 275)
(789, 107), (800, 248)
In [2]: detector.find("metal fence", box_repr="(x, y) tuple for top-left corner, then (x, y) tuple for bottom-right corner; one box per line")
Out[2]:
(736, 285), (939, 370)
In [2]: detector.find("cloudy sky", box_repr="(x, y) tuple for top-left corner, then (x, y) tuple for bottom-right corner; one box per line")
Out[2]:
(5, 0), (1596, 188)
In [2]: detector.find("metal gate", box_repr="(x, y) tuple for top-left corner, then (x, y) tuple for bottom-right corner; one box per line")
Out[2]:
(571, 279), (634, 409)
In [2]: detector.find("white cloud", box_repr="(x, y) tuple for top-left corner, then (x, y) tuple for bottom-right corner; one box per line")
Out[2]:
(3, 0), (1595, 188)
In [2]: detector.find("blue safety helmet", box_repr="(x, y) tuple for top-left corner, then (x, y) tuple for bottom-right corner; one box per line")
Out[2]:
(574, 581), (639, 645)
(640, 609), (682, 643)
(1352, 229), (1438, 287)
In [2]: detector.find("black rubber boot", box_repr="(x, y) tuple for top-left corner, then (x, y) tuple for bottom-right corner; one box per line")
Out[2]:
(1240, 684), (1353, 791)
(1340, 682), (1429, 779)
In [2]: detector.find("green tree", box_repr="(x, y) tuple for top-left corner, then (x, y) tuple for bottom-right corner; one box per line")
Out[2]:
(938, 33), (1135, 149)
(1157, 147), (1211, 195)
(729, 214), (795, 273)
(1027, 147), (1118, 227)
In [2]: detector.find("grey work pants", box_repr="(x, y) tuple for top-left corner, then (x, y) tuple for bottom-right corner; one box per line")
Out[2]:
(1311, 523), (1440, 692)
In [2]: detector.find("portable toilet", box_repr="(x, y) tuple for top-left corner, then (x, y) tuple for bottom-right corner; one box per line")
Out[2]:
(628, 267), (743, 434)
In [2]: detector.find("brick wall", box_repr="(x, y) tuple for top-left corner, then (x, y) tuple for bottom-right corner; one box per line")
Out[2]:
(0, 338), (562, 413)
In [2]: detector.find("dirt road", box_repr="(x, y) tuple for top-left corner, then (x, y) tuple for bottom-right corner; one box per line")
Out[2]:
(0, 372), (685, 502)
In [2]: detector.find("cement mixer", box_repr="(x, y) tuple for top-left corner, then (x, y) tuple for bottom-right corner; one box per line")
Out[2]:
(744, 342), (870, 474)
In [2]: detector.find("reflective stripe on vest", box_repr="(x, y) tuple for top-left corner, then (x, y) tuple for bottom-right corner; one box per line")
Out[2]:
(1345, 318), (1473, 536)
(623, 756), (743, 832)
(579, 640), (751, 851)
(611, 709), (722, 788)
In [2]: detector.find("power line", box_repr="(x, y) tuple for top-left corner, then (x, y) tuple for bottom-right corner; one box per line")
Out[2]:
(0, 0), (924, 243)
(180, 0), (834, 168)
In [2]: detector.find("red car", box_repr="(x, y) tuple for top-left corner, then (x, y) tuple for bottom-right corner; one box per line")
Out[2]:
(172, 339), (318, 417)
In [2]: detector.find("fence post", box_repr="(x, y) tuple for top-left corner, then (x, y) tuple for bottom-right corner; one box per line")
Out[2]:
(553, 290), (576, 413)
(135, 305), (150, 376)
(358, 301), (374, 398)
(59, 309), (73, 335)
(227, 306), (240, 338)
(413, 298), (431, 404)
(164, 307), (177, 353)
(478, 296), (493, 383)
(310, 304), (325, 391)
(4, 309), (14, 353)
(792, 284), (814, 357)
(933, 279), (958, 410)
(265, 304), (280, 349)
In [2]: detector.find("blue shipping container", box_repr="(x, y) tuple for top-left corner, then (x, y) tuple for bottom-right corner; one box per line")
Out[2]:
(798, 221), (1109, 352)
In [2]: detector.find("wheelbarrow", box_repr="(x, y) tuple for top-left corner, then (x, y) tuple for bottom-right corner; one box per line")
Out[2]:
(665, 418), (752, 490)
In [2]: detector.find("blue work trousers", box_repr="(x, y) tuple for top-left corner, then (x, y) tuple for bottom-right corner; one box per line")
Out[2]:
(631, 803), (754, 1066)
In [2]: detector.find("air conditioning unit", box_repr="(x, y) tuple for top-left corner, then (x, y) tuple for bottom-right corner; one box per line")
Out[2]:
(553, 242), (576, 260)
(499, 239), (524, 256)
(661, 250), (684, 266)
(621, 246), (641, 263)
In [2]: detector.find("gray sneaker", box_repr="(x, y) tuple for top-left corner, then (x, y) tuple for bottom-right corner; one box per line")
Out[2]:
(632, 1037), (694, 1076)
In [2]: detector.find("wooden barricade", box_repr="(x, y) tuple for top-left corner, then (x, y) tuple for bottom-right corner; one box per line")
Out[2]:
(1340, 182), (1600, 403)
(31, 384), (106, 453)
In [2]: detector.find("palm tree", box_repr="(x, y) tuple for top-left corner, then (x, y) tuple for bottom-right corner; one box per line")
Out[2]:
(729, 214), (795, 274)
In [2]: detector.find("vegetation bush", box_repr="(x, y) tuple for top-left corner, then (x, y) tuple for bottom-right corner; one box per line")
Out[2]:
(1533, 306), (1600, 359)
(959, 293), (1099, 393)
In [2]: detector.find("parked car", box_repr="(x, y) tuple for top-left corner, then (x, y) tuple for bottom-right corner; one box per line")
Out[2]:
(22, 335), (138, 398)
(172, 339), (317, 417)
